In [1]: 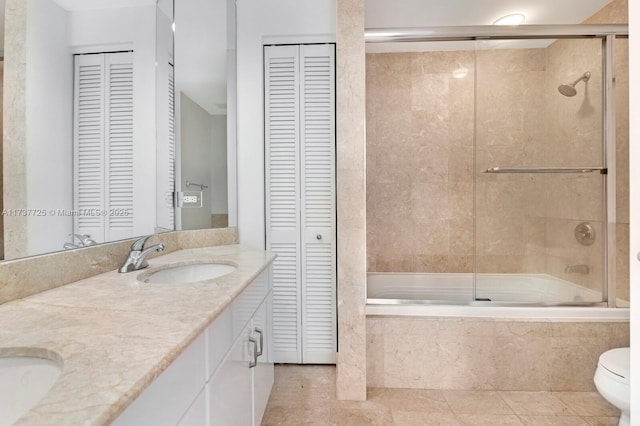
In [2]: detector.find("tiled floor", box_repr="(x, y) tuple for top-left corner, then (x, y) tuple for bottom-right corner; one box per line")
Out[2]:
(261, 366), (620, 426)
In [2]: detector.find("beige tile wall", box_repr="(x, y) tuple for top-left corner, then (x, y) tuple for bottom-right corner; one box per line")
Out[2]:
(366, 51), (475, 273)
(366, 0), (629, 301)
(367, 316), (630, 391)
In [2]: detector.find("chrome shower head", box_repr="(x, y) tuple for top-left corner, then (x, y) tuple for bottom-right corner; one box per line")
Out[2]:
(558, 71), (591, 97)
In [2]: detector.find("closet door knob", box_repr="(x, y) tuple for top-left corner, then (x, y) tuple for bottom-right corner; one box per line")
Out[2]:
(316, 234), (322, 240)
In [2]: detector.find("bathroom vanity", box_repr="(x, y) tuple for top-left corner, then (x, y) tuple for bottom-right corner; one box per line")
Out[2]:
(0, 245), (275, 425)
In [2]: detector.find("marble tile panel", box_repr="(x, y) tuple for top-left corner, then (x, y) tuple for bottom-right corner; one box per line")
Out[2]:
(443, 390), (513, 415)
(519, 416), (590, 426)
(410, 72), (450, 115)
(498, 392), (575, 416)
(391, 411), (461, 426)
(374, 255), (413, 272)
(336, 0), (367, 400)
(475, 255), (528, 273)
(366, 333), (384, 388)
(459, 414), (526, 426)
(411, 50), (475, 75)
(584, 0), (628, 24)
(445, 255), (474, 273)
(429, 336), (496, 390)
(553, 392), (619, 417)
(262, 406), (330, 425)
(328, 407), (394, 425)
(476, 49), (547, 74)
(377, 388), (452, 413)
(581, 417), (621, 426)
(457, 414), (524, 425)
(407, 254), (446, 272)
(489, 335), (553, 391)
(382, 332), (439, 389)
(616, 223), (630, 302)
(550, 337), (627, 392)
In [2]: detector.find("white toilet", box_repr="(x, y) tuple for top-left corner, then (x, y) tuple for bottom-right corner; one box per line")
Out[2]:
(594, 347), (630, 426)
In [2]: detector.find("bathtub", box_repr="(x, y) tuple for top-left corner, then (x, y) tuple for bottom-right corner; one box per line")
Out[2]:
(366, 272), (630, 391)
(367, 272), (630, 321)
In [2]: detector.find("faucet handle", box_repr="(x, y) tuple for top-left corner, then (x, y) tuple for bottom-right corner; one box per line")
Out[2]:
(69, 234), (97, 247)
(131, 234), (156, 251)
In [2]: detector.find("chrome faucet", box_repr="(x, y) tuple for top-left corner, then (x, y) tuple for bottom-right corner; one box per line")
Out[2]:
(71, 234), (97, 247)
(564, 264), (590, 274)
(118, 235), (165, 273)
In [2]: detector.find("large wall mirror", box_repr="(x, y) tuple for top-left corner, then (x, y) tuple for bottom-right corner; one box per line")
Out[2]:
(173, 0), (233, 232)
(1, 0), (234, 261)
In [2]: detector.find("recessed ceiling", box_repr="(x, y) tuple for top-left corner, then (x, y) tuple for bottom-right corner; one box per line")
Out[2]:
(365, 0), (616, 52)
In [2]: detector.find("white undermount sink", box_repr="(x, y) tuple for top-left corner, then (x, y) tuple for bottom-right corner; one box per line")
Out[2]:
(140, 263), (237, 284)
(0, 356), (62, 426)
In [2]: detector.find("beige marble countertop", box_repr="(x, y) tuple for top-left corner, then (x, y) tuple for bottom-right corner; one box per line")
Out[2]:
(0, 245), (276, 425)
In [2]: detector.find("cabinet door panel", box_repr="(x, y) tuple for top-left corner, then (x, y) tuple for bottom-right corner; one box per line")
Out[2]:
(208, 324), (253, 426)
(113, 333), (206, 426)
(178, 387), (206, 425)
(252, 296), (274, 425)
(233, 269), (269, 338)
(206, 305), (233, 380)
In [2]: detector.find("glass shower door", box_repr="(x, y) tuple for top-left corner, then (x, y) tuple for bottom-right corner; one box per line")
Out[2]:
(474, 37), (606, 305)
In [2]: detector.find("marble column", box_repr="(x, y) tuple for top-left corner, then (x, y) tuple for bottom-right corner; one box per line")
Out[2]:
(336, 0), (367, 400)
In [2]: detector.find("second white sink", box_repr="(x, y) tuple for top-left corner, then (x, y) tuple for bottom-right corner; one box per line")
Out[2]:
(0, 356), (62, 426)
(140, 263), (236, 284)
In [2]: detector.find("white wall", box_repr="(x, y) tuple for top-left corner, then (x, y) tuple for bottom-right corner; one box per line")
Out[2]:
(236, 0), (336, 249)
(68, 5), (158, 239)
(629, 0), (639, 416)
(26, 0), (73, 255)
(210, 115), (228, 215)
(180, 93), (214, 230)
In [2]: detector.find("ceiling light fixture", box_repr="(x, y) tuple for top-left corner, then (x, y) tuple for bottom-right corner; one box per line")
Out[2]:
(493, 13), (525, 26)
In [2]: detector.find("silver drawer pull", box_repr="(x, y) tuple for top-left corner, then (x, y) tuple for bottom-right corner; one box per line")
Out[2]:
(254, 328), (264, 357)
(316, 234), (322, 240)
(248, 337), (257, 368)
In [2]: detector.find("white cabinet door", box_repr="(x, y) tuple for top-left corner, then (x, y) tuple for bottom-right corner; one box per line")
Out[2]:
(252, 295), (274, 425)
(178, 387), (206, 426)
(113, 333), (206, 426)
(208, 323), (253, 426)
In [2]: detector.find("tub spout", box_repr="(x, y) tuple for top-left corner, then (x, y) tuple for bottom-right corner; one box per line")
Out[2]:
(564, 264), (589, 274)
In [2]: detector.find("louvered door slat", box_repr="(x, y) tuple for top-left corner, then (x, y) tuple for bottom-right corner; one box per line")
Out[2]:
(300, 44), (336, 364)
(265, 45), (302, 363)
(105, 53), (134, 238)
(73, 52), (135, 243)
(266, 44), (336, 365)
(74, 55), (105, 241)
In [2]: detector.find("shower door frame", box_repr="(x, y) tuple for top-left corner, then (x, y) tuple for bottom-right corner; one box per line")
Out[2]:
(365, 25), (629, 307)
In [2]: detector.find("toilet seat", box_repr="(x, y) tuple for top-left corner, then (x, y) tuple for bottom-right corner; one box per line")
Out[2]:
(598, 348), (630, 385)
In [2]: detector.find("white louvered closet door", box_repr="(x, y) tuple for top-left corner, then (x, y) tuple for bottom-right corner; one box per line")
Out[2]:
(299, 44), (336, 364)
(156, 63), (176, 231)
(265, 44), (336, 365)
(74, 52), (134, 243)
